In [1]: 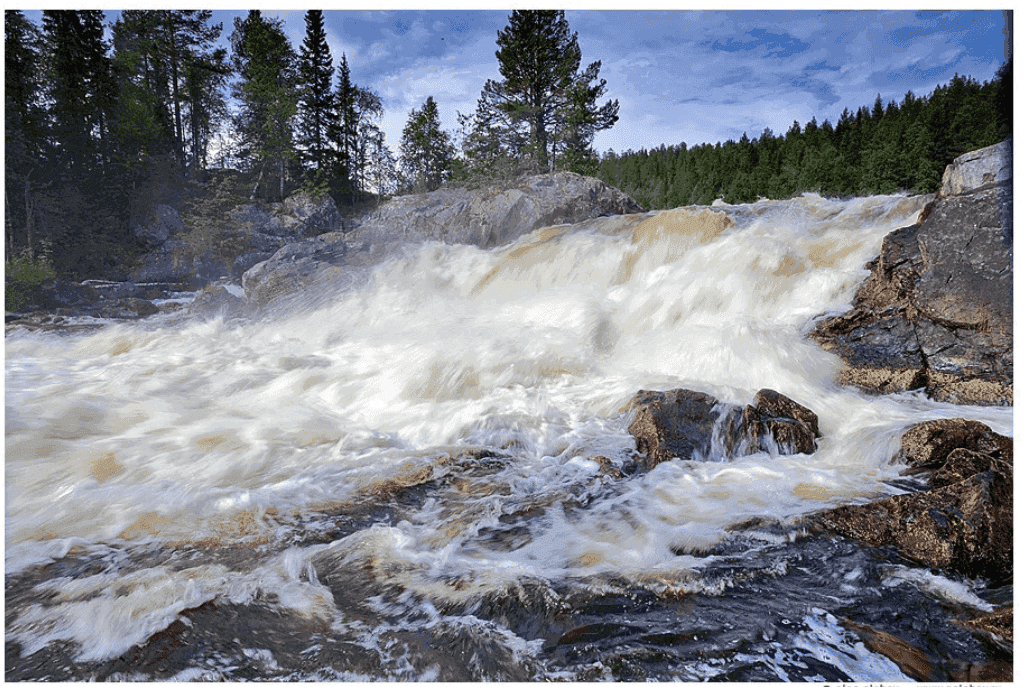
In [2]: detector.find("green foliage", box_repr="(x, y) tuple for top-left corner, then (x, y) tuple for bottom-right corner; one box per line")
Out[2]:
(460, 10), (618, 180)
(299, 175), (331, 200)
(400, 96), (456, 192)
(599, 63), (1010, 210)
(5, 250), (56, 312)
(230, 11), (298, 200)
(297, 10), (335, 177)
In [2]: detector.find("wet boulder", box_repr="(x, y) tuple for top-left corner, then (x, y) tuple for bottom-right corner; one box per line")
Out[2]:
(627, 388), (820, 471)
(812, 139), (1012, 405)
(815, 418), (1012, 583)
(185, 283), (247, 321)
(241, 234), (352, 307)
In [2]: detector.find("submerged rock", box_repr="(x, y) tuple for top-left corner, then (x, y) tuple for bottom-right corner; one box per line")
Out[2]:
(627, 388), (820, 470)
(812, 139), (1012, 405)
(815, 418), (1012, 583)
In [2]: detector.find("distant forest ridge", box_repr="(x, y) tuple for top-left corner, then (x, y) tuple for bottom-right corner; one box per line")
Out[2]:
(597, 62), (1012, 210)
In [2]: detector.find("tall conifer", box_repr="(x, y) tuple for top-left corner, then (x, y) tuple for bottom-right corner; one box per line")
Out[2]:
(297, 10), (335, 179)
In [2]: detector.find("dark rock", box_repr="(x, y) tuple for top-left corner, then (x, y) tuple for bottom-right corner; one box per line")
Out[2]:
(89, 298), (161, 319)
(131, 204), (184, 248)
(815, 418), (1012, 583)
(627, 388), (819, 470)
(751, 388), (821, 439)
(896, 418), (1013, 474)
(629, 389), (723, 469)
(812, 140), (1012, 405)
(37, 279), (102, 309)
(129, 239), (195, 284)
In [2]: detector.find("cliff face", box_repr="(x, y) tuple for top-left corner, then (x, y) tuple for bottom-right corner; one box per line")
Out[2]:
(811, 139), (1012, 406)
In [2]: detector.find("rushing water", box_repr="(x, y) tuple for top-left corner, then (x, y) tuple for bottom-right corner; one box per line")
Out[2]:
(5, 193), (1012, 681)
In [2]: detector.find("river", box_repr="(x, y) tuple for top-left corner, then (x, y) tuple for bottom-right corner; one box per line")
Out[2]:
(5, 192), (1012, 680)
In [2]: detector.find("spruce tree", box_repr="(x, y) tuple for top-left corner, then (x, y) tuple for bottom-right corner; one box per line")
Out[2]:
(329, 53), (358, 194)
(5, 10), (44, 257)
(297, 10), (335, 180)
(230, 10), (298, 200)
(400, 96), (456, 192)
(468, 10), (618, 174)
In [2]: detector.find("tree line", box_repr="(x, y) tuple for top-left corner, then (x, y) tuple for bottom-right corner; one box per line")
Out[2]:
(4, 8), (1010, 288)
(599, 62), (1012, 210)
(4, 9), (617, 282)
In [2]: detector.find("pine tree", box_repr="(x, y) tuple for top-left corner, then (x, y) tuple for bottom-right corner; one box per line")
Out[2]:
(329, 53), (358, 194)
(5, 10), (45, 257)
(468, 10), (618, 174)
(42, 10), (113, 173)
(230, 10), (298, 200)
(400, 96), (456, 192)
(297, 10), (335, 179)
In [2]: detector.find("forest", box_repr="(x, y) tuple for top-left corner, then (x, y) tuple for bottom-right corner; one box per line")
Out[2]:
(597, 64), (1011, 210)
(3, 8), (1013, 290)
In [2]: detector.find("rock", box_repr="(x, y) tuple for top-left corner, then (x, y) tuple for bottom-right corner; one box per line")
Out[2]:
(241, 173), (643, 307)
(938, 140), (1012, 198)
(37, 279), (102, 310)
(840, 619), (938, 681)
(231, 193), (344, 240)
(232, 251), (276, 279)
(282, 191), (346, 236)
(356, 171), (644, 250)
(896, 418), (1013, 474)
(131, 204), (184, 248)
(185, 284), (246, 321)
(815, 418), (1012, 583)
(129, 239), (195, 284)
(627, 388), (819, 470)
(812, 140), (1012, 405)
(241, 234), (350, 307)
(961, 605), (1013, 645)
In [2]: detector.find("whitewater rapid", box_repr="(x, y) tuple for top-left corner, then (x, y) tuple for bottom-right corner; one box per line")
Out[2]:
(5, 192), (1012, 679)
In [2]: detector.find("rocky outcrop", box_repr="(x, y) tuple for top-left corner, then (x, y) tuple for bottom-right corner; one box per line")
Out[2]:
(241, 233), (354, 307)
(129, 190), (349, 288)
(355, 172), (644, 250)
(129, 239), (227, 287)
(628, 388), (820, 470)
(812, 139), (1012, 405)
(131, 204), (184, 249)
(815, 418), (1012, 583)
(241, 172), (644, 307)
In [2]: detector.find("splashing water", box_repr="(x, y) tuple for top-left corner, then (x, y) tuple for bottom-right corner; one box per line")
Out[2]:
(5, 193), (1011, 680)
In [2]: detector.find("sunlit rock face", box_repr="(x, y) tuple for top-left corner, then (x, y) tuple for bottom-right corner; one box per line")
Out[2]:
(812, 139), (1012, 406)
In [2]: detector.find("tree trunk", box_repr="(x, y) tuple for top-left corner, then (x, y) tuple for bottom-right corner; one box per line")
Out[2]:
(23, 177), (35, 258)
(251, 161), (266, 200)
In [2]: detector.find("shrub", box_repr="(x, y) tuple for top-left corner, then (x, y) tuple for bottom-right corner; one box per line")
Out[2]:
(5, 250), (56, 312)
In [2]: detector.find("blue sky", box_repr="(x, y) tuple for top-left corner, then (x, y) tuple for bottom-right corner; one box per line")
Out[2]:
(21, 9), (1012, 157)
